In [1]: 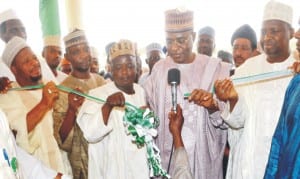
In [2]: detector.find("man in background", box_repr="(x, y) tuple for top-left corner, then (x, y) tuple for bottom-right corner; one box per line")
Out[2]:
(231, 24), (258, 68)
(197, 26), (215, 57)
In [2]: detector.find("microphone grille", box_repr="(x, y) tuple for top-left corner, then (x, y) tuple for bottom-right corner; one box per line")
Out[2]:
(168, 68), (180, 84)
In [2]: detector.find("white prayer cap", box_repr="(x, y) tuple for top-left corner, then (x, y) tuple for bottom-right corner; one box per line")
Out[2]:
(263, 0), (293, 25)
(90, 46), (99, 59)
(2, 36), (28, 67)
(0, 9), (18, 26)
(146, 43), (163, 57)
(43, 35), (62, 48)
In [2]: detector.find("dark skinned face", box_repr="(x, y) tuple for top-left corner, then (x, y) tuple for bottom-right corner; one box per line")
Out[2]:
(166, 30), (195, 64)
(111, 55), (136, 94)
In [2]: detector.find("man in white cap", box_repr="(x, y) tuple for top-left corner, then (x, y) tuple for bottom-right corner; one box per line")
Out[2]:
(0, 36), (68, 174)
(197, 26), (216, 57)
(0, 9), (57, 83)
(138, 42), (163, 86)
(144, 8), (231, 179)
(214, 1), (295, 178)
(263, 17), (300, 179)
(52, 29), (106, 179)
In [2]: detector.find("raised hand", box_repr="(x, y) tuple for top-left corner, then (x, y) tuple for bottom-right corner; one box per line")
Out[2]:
(214, 78), (238, 102)
(42, 81), (59, 109)
(0, 77), (12, 94)
(188, 89), (218, 110)
(68, 88), (85, 111)
(288, 61), (300, 74)
(105, 92), (125, 108)
(168, 104), (184, 148)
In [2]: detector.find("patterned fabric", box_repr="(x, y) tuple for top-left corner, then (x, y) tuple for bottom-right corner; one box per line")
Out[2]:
(53, 74), (105, 179)
(264, 74), (300, 179)
(144, 54), (230, 179)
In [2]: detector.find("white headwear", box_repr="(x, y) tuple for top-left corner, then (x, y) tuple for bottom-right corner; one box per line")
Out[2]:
(263, 0), (293, 25)
(146, 43), (163, 57)
(0, 9), (18, 26)
(90, 46), (99, 59)
(2, 36), (28, 67)
(43, 35), (62, 48)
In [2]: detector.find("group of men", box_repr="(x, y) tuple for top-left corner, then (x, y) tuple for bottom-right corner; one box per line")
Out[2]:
(1, 0), (300, 179)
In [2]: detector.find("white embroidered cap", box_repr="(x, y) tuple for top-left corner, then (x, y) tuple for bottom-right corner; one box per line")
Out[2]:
(0, 9), (18, 26)
(263, 0), (293, 25)
(146, 43), (163, 57)
(2, 36), (28, 67)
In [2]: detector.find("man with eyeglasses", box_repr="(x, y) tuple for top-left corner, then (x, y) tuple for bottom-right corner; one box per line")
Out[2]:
(231, 24), (258, 68)
(144, 8), (231, 178)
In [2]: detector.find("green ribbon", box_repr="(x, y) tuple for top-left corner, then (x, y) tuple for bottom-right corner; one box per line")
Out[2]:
(10, 84), (137, 110)
(9, 84), (169, 177)
(124, 108), (169, 178)
(184, 69), (293, 97)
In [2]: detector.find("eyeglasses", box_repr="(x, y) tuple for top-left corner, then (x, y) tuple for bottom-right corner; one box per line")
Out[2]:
(166, 34), (191, 46)
(148, 56), (161, 61)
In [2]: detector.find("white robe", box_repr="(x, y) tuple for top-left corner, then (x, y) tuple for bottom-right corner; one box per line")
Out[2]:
(0, 87), (67, 174)
(0, 109), (72, 179)
(224, 53), (295, 179)
(77, 82), (149, 179)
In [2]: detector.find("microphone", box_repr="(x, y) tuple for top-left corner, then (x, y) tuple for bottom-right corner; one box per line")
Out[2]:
(168, 68), (180, 113)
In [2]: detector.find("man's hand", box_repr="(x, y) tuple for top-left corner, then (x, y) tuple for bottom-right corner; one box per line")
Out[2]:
(41, 81), (59, 109)
(214, 79), (238, 102)
(214, 79), (238, 112)
(105, 92), (125, 108)
(55, 173), (62, 179)
(102, 92), (125, 125)
(288, 61), (300, 74)
(0, 77), (12, 94)
(188, 89), (218, 111)
(68, 88), (85, 111)
(168, 105), (184, 148)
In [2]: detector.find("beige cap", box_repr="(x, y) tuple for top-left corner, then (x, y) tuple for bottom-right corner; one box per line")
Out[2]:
(165, 8), (193, 33)
(263, 0), (293, 25)
(109, 39), (135, 61)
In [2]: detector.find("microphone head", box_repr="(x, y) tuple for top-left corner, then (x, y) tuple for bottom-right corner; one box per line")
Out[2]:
(168, 68), (180, 85)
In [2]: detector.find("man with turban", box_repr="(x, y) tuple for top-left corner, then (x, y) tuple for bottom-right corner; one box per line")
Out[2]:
(231, 24), (258, 67)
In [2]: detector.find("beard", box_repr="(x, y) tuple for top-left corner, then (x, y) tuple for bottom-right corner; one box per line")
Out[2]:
(75, 66), (89, 73)
(30, 75), (42, 82)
